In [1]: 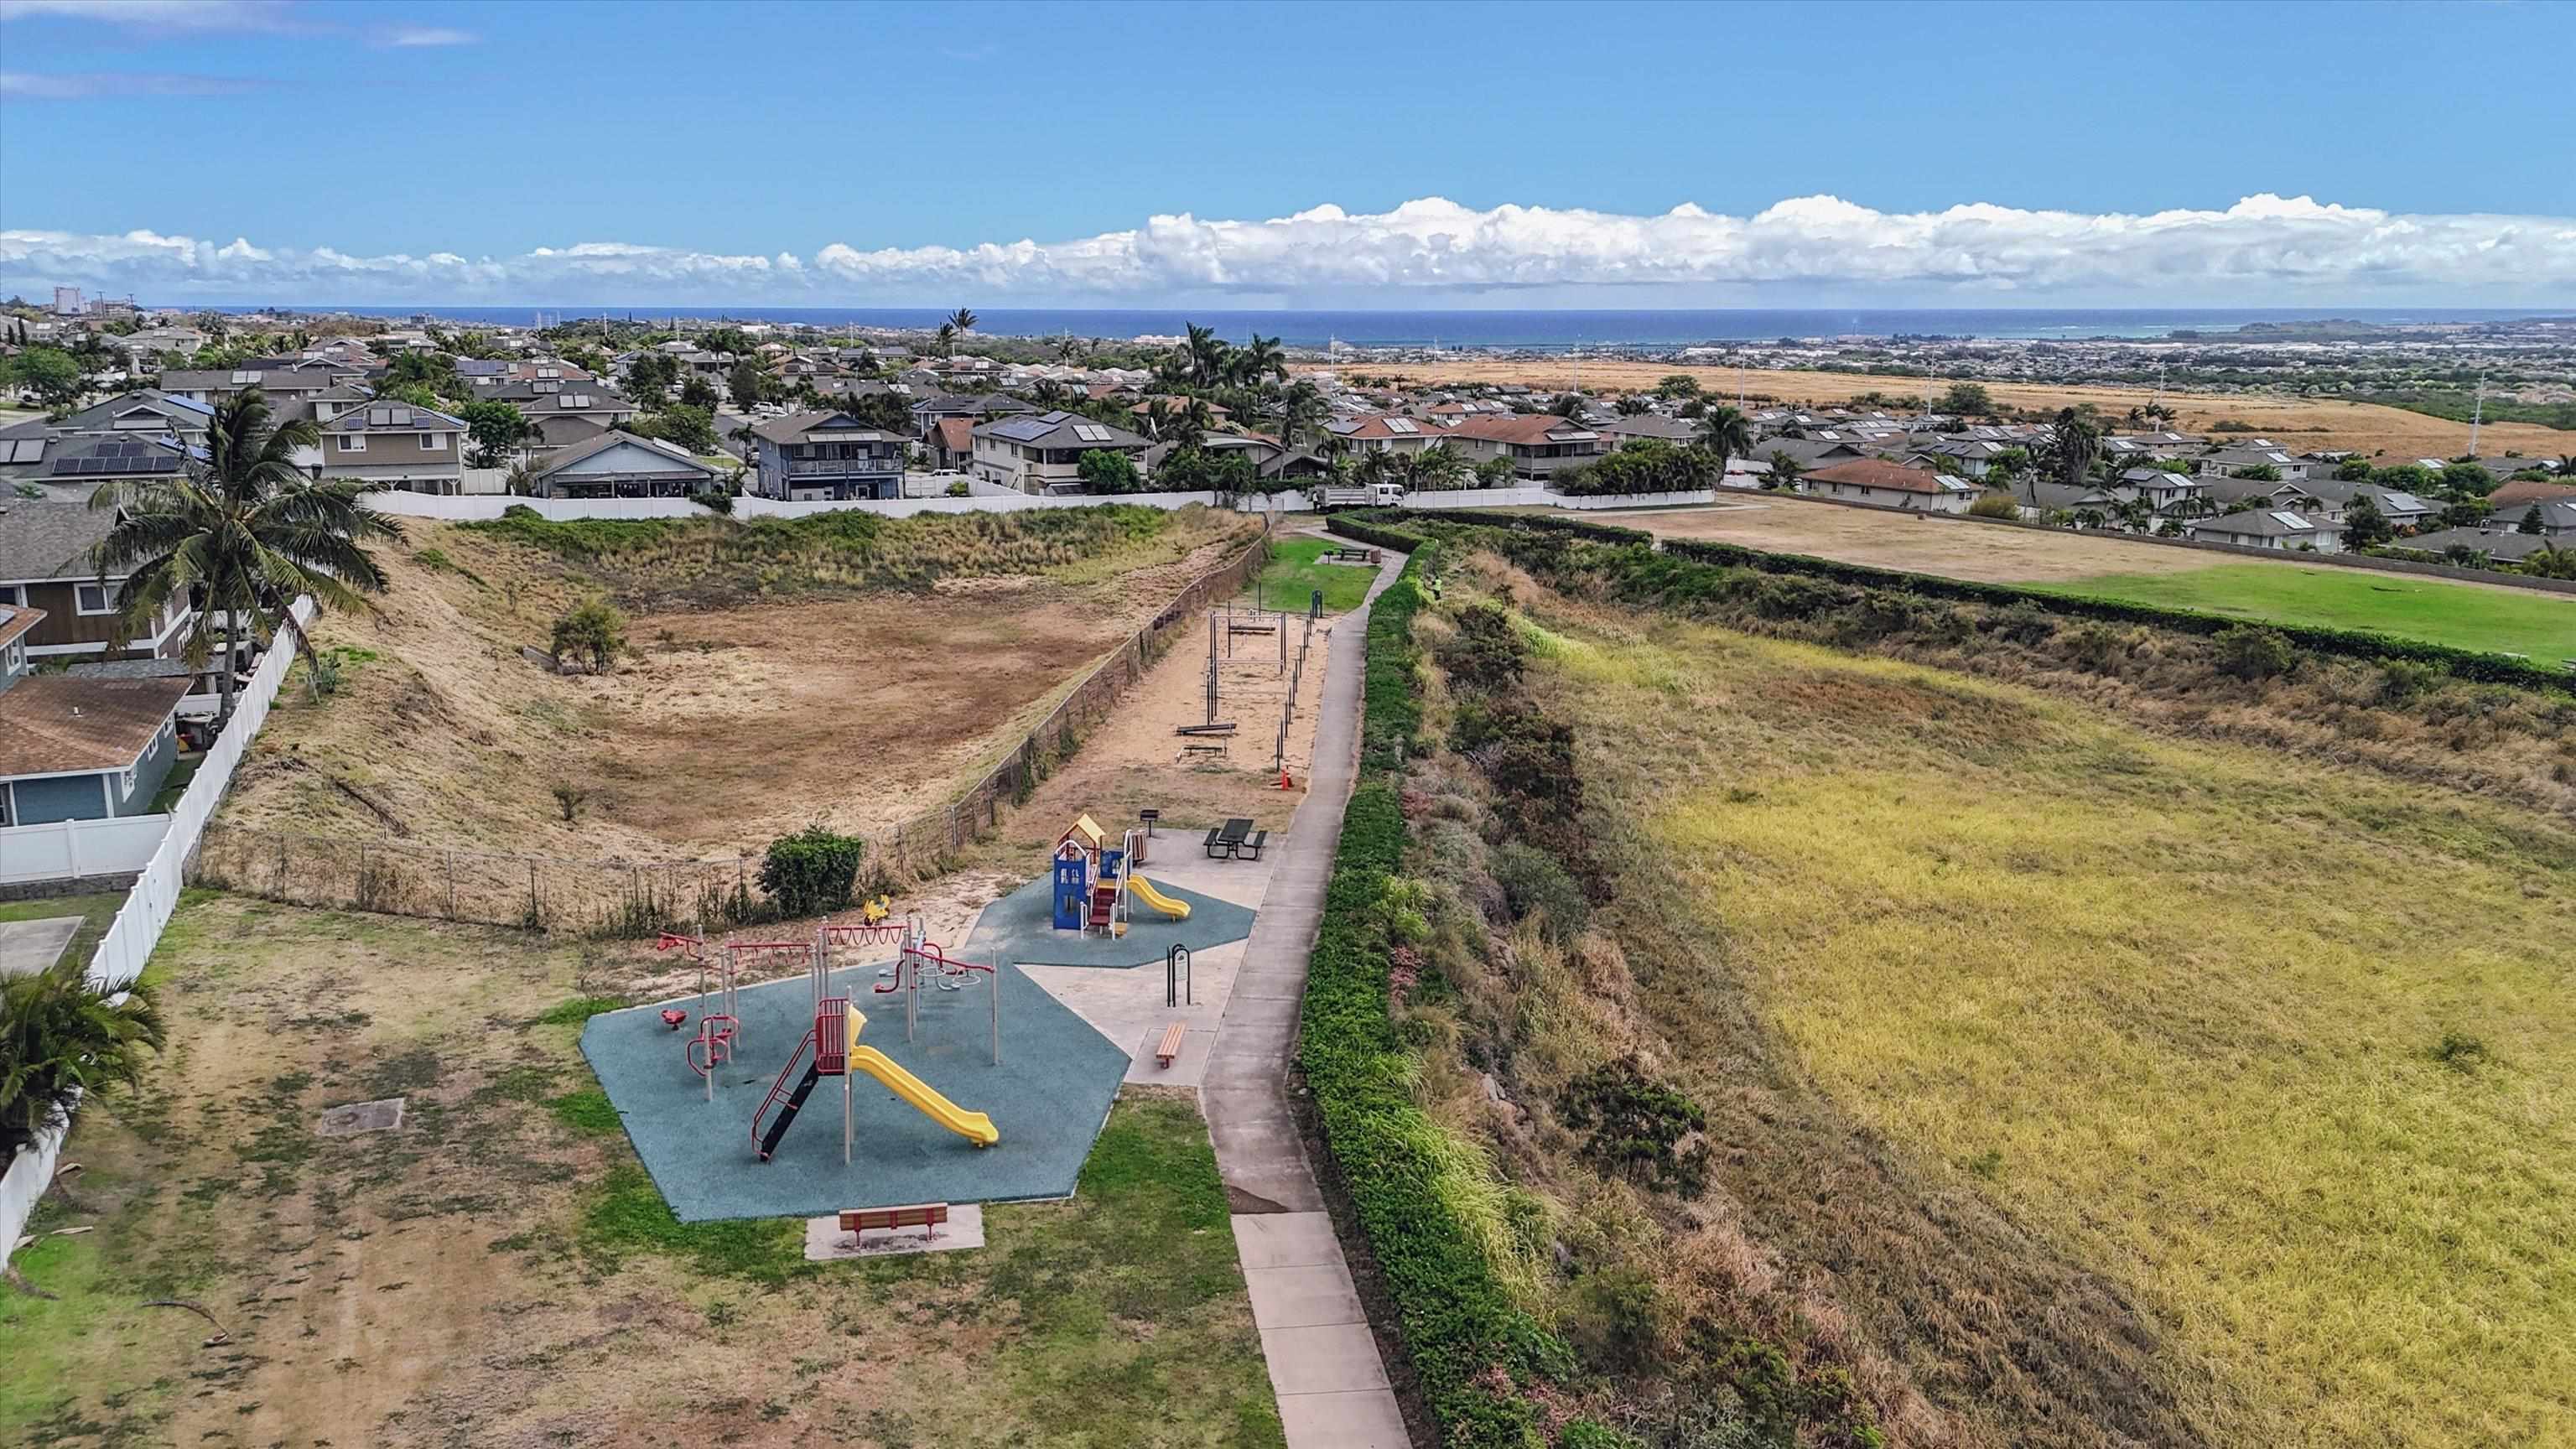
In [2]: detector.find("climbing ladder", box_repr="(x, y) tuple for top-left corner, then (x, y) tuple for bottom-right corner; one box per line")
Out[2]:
(751, 997), (850, 1162)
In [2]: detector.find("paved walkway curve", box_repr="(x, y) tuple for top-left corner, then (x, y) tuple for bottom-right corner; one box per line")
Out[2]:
(1203, 543), (1412, 1449)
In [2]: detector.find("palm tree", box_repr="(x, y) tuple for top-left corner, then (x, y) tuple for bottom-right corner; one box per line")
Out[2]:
(1405, 442), (1471, 491)
(1280, 381), (1327, 448)
(2, 954), (169, 1159)
(1239, 334), (1287, 386)
(946, 308), (979, 339)
(1054, 335), (1083, 364)
(1138, 397), (1175, 442)
(934, 321), (956, 358)
(1696, 405), (1754, 480)
(2554, 454), (2576, 478)
(91, 389), (399, 727)
(1182, 324), (1227, 387)
(1761, 449), (1805, 492)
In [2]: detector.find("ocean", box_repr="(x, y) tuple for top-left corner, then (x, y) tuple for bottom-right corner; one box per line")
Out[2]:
(210, 306), (2568, 350)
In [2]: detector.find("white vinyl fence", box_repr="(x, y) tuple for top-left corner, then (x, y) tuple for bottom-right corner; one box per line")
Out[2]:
(363, 488), (1236, 522)
(0, 814), (171, 886)
(1, 597), (314, 1269)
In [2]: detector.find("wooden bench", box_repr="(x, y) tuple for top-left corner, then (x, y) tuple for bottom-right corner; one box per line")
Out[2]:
(1327, 546), (1381, 564)
(1237, 828), (1270, 861)
(1182, 743), (1228, 758)
(1154, 1021), (1187, 1068)
(839, 1202), (950, 1246)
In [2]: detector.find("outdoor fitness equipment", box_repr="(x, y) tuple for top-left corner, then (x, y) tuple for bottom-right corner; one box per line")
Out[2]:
(657, 931), (738, 1104)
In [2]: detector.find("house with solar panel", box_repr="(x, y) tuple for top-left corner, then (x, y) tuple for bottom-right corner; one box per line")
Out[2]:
(970, 410), (1151, 493)
(747, 409), (911, 501)
(2184, 508), (2345, 553)
(314, 400), (468, 495)
(1323, 413), (1451, 460)
(0, 497), (195, 663)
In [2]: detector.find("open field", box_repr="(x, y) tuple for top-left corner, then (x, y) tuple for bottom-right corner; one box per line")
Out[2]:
(1244, 536), (1379, 614)
(2038, 562), (2576, 657)
(1333, 359), (2573, 460)
(216, 507), (1260, 862)
(0, 892), (1282, 1449)
(1585, 497), (2568, 652)
(1511, 584), (2576, 1447)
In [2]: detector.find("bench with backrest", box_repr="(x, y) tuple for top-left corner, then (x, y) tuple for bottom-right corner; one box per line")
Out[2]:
(1327, 546), (1381, 564)
(1155, 1021), (1187, 1068)
(839, 1202), (950, 1246)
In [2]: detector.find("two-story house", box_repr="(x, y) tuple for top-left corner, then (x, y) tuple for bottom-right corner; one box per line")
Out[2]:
(1323, 413), (1454, 459)
(750, 411), (909, 501)
(0, 498), (192, 663)
(970, 411), (1151, 494)
(1437, 415), (1607, 482)
(2194, 444), (2310, 483)
(314, 401), (468, 494)
(2109, 466), (2212, 516)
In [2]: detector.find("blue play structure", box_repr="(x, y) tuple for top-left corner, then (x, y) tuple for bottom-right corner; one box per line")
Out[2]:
(1050, 813), (1128, 932)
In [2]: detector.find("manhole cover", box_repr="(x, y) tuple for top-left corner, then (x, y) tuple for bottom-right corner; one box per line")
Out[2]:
(315, 1098), (406, 1138)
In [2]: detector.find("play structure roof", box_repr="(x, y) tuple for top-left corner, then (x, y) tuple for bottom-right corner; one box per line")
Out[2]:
(1057, 813), (1105, 854)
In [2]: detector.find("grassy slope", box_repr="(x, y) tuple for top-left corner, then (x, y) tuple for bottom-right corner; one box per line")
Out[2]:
(0, 894), (1280, 1449)
(1244, 538), (1379, 614)
(1532, 603), (2576, 1447)
(2034, 562), (2576, 657)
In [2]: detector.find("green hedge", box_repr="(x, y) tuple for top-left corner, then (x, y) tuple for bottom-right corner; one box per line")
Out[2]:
(1358, 509), (2571, 692)
(1299, 544), (1561, 1446)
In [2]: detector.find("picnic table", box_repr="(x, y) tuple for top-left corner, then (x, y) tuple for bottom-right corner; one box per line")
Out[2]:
(1202, 817), (1269, 860)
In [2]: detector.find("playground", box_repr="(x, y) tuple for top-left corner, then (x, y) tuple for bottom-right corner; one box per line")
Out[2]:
(0, 895), (1284, 1448)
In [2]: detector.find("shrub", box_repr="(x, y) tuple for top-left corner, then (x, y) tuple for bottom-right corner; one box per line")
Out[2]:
(2214, 624), (2297, 681)
(551, 599), (627, 673)
(1, 958), (168, 1158)
(1966, 491), (2021, 519)
(945, 479), (970, 497)
(2431, 1031), (2491, 1072)
(1559, 1057), (1711, 1198)
(551, 781), (589, 822)
(689, 490), (734, 515)
(1491, 842), (1588, 940)
(1440, 600), (1527, 694)
(1567, 1264), (1680, 1366)
(2379, 657), (2448, 701)
(757, 824), (868, 919)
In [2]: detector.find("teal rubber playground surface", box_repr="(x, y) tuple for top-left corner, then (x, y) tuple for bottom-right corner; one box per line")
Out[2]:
(960, 875), (1255, 969)
(581, 957), (1129, 1222)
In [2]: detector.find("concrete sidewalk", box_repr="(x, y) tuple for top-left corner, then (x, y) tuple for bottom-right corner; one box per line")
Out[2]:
(1206, 547), (1412, 1448)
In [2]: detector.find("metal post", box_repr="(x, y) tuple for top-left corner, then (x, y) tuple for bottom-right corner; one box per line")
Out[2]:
(990, 967), (1000, 1066)
(906, 953), (918, 1043)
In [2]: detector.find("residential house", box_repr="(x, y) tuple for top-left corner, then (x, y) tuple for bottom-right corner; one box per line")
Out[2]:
(2399, 527), (2562, 564)
(927, 418), (976, 472)
(911, 392), (1035, 440)
(314, 401), (467, 495)
(750, 410), (909, 501)
(1322, 413), (1452, 458)
(2487, 476), (2576, 512)
(2016, 480), (2125, 522)
(157, 365), (345, 409)
(1596, 414), (1701, 447)
(2499, 497), (2576, 538)
(2186, 509), (2342, 553)
(528, 433), (723, 500)
(1915, 437), (2021, 479)
(1802, 458), (1979, 512)
(0, 626), (189, 826)
(1438, 415), (1607, 481)
(970, 411), (1151, 494)
(2109, 466), (2212, 516)
(2194, 444), (2309, 483)
(2293, 479), (2440, 532)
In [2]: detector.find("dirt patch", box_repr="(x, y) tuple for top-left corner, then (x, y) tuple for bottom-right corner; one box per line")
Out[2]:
(1334, 359), (2567, 459)
(219, 518), (1259, 862)
(1598, 496), (2231, 584)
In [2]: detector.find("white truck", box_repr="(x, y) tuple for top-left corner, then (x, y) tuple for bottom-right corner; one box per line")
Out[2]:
(1311, 481), (1405, 509)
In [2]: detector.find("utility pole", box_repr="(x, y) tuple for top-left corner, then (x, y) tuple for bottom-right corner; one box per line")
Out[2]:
(2469, 373), (2485, 456)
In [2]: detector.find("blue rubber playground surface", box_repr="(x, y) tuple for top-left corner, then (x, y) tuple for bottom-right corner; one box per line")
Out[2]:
(581, 957), (1129, 1222)
(958, 875), (1254, 969)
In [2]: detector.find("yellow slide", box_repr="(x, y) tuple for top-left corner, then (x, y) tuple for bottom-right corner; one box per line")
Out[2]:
(1127, 874), (1192, 921)
(843, 1008), (999, 1148)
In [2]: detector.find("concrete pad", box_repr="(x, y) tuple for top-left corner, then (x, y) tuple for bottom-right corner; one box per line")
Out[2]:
(314, 1097), (405, 1137)
(1244, 1262), (1365, 1328)
(802, 1202), (984, 1260)
(1258, 1322), (1393, 1396)
(1278, 1389), (1411, 1449)
(1231, 1211), (1345, 1270)
(0, 917), (82, 978)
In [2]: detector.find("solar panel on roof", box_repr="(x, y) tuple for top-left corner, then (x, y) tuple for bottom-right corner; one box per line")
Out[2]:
(2269, 511), (2308, 528)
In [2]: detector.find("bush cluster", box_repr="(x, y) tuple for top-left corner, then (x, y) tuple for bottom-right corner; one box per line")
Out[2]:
(756, 825), (868, 918)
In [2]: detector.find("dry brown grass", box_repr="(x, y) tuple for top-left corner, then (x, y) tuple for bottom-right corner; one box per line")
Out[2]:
(1329, 359), (2568, 459)
(219, 513), (1259, 863)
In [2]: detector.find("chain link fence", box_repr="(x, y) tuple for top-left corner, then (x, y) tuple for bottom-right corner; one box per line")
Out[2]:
(187, 531), (1274, 935)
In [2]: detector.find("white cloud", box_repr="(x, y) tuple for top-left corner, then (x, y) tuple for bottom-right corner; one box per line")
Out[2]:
(374, 24), (474, 46)
(0, 0), (300, 32)
(0, 70), (265, 97)
(4, 195), (2570, 305)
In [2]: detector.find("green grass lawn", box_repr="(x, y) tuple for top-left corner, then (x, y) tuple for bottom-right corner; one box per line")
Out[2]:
(2033, 562), (2576, 657)
(0, 891), (124, 971)
(1245, 537), (1378, 614)
(147, 753), (200, 812)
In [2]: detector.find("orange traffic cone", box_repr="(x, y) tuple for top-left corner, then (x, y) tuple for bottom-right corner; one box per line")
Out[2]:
(1276, 767), (1295, 790)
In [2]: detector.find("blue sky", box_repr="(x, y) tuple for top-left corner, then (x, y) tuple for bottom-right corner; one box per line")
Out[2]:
(2, 0), (2571, 306)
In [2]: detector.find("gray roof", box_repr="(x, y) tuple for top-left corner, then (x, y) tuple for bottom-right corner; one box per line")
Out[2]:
(319, 401), (465, 434)
(2401, 527), (2561, 560)
(2189, 508), (2326, 539)
(912, 392), (1035, 418)
(532, 432), (719, 479)
(2023, 481), (2120, 510)
(974, 410), (1147, 449)
(159, 368), (340, 393)
(65, 656), (195, 680)
(0, 498), (116, 581)
(750, 409), (908, 446)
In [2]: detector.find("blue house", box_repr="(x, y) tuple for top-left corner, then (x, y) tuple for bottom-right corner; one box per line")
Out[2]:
(0, 602), (191, 827)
